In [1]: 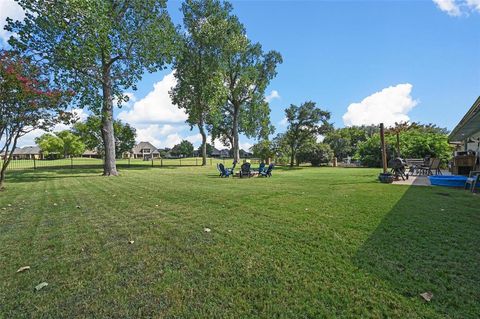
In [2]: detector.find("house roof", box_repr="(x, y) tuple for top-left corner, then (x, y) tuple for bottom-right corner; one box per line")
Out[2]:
(131, 142), (159, 154)
(449, 96), (480, 142)
(82, 149), (98, 156)
(12, 146), (41, 155)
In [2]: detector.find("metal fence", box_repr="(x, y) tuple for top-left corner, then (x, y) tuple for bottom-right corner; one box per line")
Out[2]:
(1, 157), (262, 172)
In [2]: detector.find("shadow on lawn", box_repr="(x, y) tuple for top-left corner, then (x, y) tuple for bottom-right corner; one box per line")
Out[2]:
(353, 185), (480, 317)
(5, 165), (183, 183)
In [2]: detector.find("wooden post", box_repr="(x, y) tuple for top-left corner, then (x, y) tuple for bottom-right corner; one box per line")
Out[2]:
(380, 123), (388, 174)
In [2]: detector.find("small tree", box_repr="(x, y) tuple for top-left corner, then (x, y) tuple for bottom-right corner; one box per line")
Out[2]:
(251, 140), (275, 163)
(297, 142), (334, 167)
(283, 101), (332, 167)
(171, 140), (194, 157)
(36, 131), (85, 158)
(0, 50), (73, 189)
(72, 116), (136, 159)
(7, 0), (177, 175)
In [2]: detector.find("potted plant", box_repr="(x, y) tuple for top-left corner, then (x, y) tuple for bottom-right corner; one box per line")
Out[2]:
(378, 172), (394, 183)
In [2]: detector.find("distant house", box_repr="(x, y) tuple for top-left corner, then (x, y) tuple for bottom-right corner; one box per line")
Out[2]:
(10, 146), (43, 160)
(82, 149), (100, 158)
(128, 142), (161, 160)
(211, 148), (230, 158)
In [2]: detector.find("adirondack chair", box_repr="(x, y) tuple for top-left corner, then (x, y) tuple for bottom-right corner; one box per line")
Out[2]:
(257, 162), (266, 174)
(239, 162), (252, 178)
(259, 164), (274, 177)
(218, 163), (232, 177)
(465, 171), (480, 193)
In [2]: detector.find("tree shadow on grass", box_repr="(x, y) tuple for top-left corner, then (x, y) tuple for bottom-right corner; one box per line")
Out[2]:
(353, 186), (480, 318)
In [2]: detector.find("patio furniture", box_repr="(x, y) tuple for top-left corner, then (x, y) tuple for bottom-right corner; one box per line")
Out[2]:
(239, 162), (252, 178)
(257, 162), (266, 174)
(405, 158), (424, 175)
(218, 163), (233, 178)
(389, 158), (408, 180)
(427, 158), (442, 175)
(259, 164), (274, 177)
(465, 171), (480, 193)
(419, 158), (442, 175)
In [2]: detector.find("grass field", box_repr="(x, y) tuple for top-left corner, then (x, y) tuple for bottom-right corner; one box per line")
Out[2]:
(0, 166), (479, 318)
(3, 157), (259, 171)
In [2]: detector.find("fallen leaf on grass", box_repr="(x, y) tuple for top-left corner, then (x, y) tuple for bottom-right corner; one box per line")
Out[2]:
(7, 204), (12, 207)
(76, 205), (81, 209)
(17, 266), (30, 273)
(128, 240), (135, 244)
(420, 292), (433, 302)
(53, 203), (58, 206)
(204, 228), (211, 233)
(35, 282), (48, 291)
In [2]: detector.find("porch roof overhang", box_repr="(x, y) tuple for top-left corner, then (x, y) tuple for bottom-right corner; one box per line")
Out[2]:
(449, 96), (480, 142)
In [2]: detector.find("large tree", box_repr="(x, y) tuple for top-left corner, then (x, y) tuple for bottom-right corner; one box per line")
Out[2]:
(72, 116), (136, 159)
(0, 50), (73, 189)
(209, 6), (281, 162)
(7, 0), (177, 175)
(171, 0), (228, 166)
(283, 101), (332, 167)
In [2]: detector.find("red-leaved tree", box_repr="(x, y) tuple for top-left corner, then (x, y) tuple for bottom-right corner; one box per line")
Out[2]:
(0, 50), (74, 189)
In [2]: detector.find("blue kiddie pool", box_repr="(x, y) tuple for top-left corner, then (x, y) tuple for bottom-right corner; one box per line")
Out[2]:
(428, 175), (468, 187)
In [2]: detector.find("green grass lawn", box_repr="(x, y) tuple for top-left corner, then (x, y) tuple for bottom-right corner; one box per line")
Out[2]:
(3, 157), (258, 171)
(0, 167), (478, 318)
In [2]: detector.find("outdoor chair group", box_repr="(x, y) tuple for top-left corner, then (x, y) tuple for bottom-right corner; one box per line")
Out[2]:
(407, 157), (442, 176)
(216, 161), (274, 178)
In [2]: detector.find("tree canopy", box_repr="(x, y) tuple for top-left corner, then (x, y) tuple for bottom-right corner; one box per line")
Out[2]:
(0, 49), (73, 189)
(7, 0), (177, 175)
(281, 101), (332, 166)
(36, 131), (85, 158)
(72, 116), (136, 159)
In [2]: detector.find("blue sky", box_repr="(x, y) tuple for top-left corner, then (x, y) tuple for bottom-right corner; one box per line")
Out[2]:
(1, 0), (479, 149)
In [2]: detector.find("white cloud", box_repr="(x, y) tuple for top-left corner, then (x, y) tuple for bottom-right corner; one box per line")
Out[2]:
(278, 117), (288, 127)
(239, 142), (253, 151)
(433, 0), (462, 16)
(432, 0), (480, 15)
(466, 0), (480, 11)
(16, 108), (89, 147)
(265, 90), (281, 103)
(342, 83), (418, 127)
(118, 71), (187, 124)
(0, 0), (25, 45)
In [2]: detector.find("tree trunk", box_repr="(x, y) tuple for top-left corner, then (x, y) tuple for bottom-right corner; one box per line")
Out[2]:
(0, 134), (19, 190)
(101, 69), (118, 176)
(232, 106), (240, 163)
(198, 121), (207, 166)
(290, 146), (295, 167)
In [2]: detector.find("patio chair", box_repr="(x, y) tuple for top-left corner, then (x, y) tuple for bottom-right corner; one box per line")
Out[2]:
(257, 162), (266, 174)
(465, 171), (480, 193)
(259, 164), (274, 177)
(218, 163), (232, 178)
(427, 158), (442, 176)
(239, 162), (252, 178)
